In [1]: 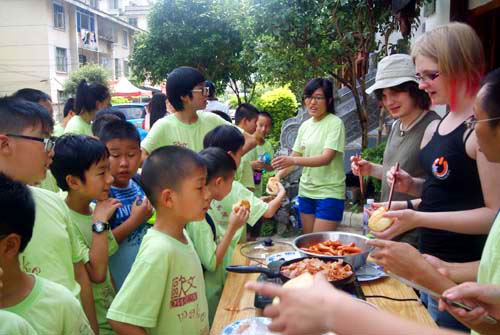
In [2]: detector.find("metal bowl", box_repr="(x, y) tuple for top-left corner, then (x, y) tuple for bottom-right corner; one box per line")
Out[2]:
(293, 232), (373, 270)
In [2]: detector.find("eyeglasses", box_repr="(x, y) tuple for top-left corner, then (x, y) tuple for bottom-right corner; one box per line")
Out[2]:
(6, 134), (56, 152)
(303, 96), (326, 102)
(416, 71), (440, 83)
(191, 87), (210, 97)
(465, 115), (500, 130)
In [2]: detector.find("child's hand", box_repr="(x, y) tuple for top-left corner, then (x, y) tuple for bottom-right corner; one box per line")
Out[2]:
(251, 160), (265, 170)
(94, 198), (122, 223)
(130, 196), (154, 223)
(276, 182), (286, 196)
(228, 207), (249, 233)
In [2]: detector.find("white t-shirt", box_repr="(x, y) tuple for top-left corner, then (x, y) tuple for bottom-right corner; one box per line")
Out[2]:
(204, 100), (230, 115)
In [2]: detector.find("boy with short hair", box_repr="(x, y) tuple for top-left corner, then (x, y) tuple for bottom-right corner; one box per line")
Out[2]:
(0, 173), (94, 335)
(141, 66), (256, 158)
(12, 88), (54, 118)
(234, 103), (260, 191)
(0, 97), (98, 332)
(108, 146), (210, 335)
(248, 112), (275, 196)
(51, 135), (121, 335)
(185, 147), (249, 323)
(99, 119), (153, 290)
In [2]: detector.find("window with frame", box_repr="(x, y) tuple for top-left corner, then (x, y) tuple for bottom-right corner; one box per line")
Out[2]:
(110, 0), (119, 9)
(123, 60), (129, 77)
(128, 17), (138, 27)
(122, 30), (128, 48)
(114, 59), (121, 79)
(77, 9), (95, 32)
(53, 2), (65, 30)
(56, 47), (67, 72)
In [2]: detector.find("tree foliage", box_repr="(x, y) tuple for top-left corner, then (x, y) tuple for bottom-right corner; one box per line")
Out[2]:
(63, 64), (110, 95)
(130, 0), (243, 91)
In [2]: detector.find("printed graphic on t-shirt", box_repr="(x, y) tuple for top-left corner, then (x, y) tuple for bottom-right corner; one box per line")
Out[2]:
(432, 156), (450, 180)
(20, 256), (41, 275)
(173, 141), (188, 148)
(170, 275), (207, 324)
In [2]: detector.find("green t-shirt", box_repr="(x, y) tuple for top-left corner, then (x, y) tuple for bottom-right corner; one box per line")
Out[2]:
(4, 276), (93, 335)
(53, 123), (65, 137)
(292, 113), (346, 200)
(69, 209), (118, 335)
(245, 141), (274, 196)
(0, 310), (37, 335)
(37, 170), (60, 193)
(141, 111), (229, 154)
(64, 115), (92, 136)
(107, 229), (209, 335)
(20, 187), (85, 298)
(184, 220), (222, 324)
(235, 159), (255, 190)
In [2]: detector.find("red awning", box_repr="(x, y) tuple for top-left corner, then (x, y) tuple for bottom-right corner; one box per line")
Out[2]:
(110, 77), (152, 97)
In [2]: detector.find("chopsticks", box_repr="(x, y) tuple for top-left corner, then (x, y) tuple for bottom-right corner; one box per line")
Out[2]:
(357, 154), (364, 197)
(387, 162), (400, 210)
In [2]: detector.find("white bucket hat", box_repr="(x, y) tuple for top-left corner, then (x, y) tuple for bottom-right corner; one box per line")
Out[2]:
(366, 54), (418, 95)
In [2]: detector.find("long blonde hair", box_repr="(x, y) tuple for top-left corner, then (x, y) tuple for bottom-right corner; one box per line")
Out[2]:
(411, 22), (485, 111)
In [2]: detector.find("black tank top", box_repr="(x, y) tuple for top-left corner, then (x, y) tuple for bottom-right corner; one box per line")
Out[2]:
(418, 114), (487, 262)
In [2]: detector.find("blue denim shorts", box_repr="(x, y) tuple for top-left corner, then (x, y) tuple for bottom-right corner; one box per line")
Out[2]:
(298, 196), (344, 222)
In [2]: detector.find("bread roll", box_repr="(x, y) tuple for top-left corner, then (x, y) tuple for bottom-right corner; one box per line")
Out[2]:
(273, 273), (314, 304)
(232, 199), (251, 213)
(266, 176), (280, 195)
(368, 207), (394, 232)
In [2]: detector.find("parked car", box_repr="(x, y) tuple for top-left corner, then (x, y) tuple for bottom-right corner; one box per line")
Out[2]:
(113, 103), (148, 140)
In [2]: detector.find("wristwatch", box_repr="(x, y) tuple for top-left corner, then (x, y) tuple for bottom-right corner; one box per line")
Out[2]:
(92, 221), (110, 234)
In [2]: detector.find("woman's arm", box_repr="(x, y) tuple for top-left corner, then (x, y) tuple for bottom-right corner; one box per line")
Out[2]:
(275, 152), (302, 179)
(273, 148), (335, 170)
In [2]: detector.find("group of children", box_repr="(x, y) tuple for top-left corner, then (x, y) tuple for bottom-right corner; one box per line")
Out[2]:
(0, 65), (287, 334)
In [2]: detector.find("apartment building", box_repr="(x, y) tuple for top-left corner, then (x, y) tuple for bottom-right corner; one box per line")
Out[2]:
(0, 0), (143, 106)
(99, 0), (152, 31)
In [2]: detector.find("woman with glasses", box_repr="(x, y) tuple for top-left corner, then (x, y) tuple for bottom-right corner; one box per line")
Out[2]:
(272, 78), (346, 233)
(367, 23), (500, 332)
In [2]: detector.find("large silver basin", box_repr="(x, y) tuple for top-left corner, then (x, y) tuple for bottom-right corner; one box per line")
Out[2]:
(293, 232), (373, 270)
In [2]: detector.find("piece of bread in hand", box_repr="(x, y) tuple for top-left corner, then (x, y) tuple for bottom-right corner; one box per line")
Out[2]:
(273, 273), (314, 304)
(368, 207), (394, 232)
(232, 199), (251, 213)
(266, 176), (280, 195)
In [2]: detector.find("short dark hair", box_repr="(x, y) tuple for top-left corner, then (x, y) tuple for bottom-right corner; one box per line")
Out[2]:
(0, 173), (35, 252)
(63, 98), (75, 118)
(75, 80), (110, 115)
(480, 68), (500, 128)
(12, 88), (51, 103)
(0, 97), (54, 135)
(93, 107), (126, 137)
(199, 147), (236, 182)
(303, 78), (335, 114)
(235, 103), (259, 125)
(205, 80), (216, 98)
(374, 81), (431, 111)
(141, 146), (206, 207)
(211, 110), (232, 123)
(99, 119), (140, 146)
(149, 93), (167, 128)
(258, 111), (273, 124)
(50, 135), (109, 191)
(203, 125), (245, 153)
(166, 67), (205, 111)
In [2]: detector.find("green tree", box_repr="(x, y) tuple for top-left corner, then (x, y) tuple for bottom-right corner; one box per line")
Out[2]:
(130, 0), (243, 92)
(250, 0), (423, 148)
(63, 64), (110, 96)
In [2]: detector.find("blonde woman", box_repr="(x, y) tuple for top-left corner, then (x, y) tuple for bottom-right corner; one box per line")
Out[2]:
(367, 23), (500, 331)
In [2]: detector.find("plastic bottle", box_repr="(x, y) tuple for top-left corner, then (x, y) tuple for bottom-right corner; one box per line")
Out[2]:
(362, 198), (375, 235)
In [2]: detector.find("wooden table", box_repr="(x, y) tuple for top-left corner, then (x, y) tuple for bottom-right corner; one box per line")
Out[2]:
(211, 245), (436, 335)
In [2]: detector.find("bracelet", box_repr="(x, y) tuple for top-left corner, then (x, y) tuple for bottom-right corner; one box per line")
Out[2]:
(406, 200), (414, 210)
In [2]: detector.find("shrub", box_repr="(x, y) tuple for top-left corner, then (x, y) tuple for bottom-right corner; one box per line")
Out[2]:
(63, 64), (111, 96)
(256, 87), (298, 145)
(361, 141), (386, 194)
(111, 97), (130, 105)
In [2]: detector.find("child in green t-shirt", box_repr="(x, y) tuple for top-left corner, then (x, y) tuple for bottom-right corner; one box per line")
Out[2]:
(50, 135), (122, 335)
(234, 103), (259, 191)
(0, 173), (94, 335)
(107, 146), (210, 335)
(249, 112), (275, 197)
(0, 97), (97, 332)
(185, 147), (249, 324)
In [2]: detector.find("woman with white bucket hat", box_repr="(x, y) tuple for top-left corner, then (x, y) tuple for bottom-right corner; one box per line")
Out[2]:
(351, 53), (439, 246)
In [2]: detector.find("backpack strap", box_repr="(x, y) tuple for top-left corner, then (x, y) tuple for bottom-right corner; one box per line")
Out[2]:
(205, 213), (217, 242)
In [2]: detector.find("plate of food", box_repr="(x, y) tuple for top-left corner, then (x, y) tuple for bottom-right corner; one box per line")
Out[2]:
(221, 317), (278, 335)
(355, 263), (387, 282)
